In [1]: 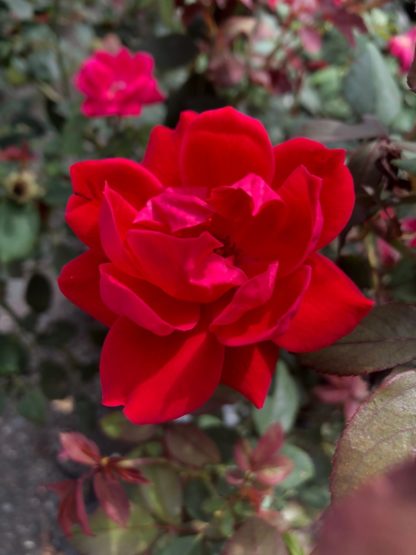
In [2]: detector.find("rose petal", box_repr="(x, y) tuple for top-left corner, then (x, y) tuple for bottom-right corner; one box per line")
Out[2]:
(100, 318), (224, 423)
(276, 253), (374, 352)
(221, 343), (279, 408)
(180, 106), (274, 189)
(100, 185), (138, 273)
(67, 159), (161, 248)
(58, 250), (116, 327)
(272, 138), (354, 248)
(135, 190), (212, 232)
(142, 111), (197, 186)
(100, 263), (199, 335)
(212, 265), (311, 346)
(272, 165), (323, 275)
(127, 229), (246, 302)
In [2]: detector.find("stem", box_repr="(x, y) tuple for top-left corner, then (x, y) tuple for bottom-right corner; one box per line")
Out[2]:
(51, 0), (71, 100)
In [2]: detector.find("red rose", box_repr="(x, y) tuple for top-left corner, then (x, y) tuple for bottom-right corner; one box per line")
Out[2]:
(74, 47), (164, 117)
(58, 107), (373, 424)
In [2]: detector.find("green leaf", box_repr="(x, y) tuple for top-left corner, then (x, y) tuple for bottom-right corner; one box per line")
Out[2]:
(25, 273), (52, 313)
(223, 517), (288, 555)
(254, 361), (300, 434)
(17, 388), (47, 424)
(300, 304), (416, 375)
(0, 334), (26, 375)
(344, 41), (401, 126)
(100, 411), (157, 443)
(393, 157), (416, 175)
(331, 370), (416, 498)
(72, 504), (158, 555)
(157, 536), (207, 555)
(183, 479), (211, 520)
(0, 201), (40, 264)
(389, 259), (416, 302)
(278, 444), (315, 492)
(283, 532), (305, 555)
(137, 464), (182, 524)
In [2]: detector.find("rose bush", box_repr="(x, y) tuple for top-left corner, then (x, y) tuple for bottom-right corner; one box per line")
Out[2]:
(75, 46), (164, 117)
(58, 107), (373, 424)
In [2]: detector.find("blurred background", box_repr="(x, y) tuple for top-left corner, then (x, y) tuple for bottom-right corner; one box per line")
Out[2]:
(0, 1), (416, 554)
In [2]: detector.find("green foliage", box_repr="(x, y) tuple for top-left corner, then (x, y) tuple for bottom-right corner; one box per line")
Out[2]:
(17, 388), (48, 424)
(137, 464), (183, 524)
(254, 361), (300, 434)
(0, 201), (40, 264)
(72, 505), (158, 555)
(0, 333), (26, 375)
(344, 40), (401, 126)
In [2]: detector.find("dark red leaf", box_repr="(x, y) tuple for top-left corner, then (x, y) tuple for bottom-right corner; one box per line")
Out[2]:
(48, 479), (93, 537)
(93, 472), (130, 527)
(59, 432), (101, 466)
(234, 439), (252, 472)
(251, 424), (284, 470)
(165, 424), (221, 467)
(110, 457), (149, 484)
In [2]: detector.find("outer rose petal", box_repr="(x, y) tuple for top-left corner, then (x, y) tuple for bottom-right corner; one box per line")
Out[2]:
(142, 111), (197, 187)
(272, 138), (354, 248)
(67, 159), (161, 248)
(180, 106), (274, 189)
(100, 263), (200, 335)
(100, 318), (224, 423)
(276, 253), (374, 352)
(100, 185), (137, 274)
(58, 251), (116, 327)
(221, 343), (279, 408)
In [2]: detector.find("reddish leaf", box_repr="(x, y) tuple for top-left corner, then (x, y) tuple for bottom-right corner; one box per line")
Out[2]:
(165, 424), (221, 467)
(251, 424), (284, 469)
(254, 458), (293, 487)
(49, 479), (93, 537)
(59, 432), (101, 466)
(110, 458), (149, 484)
(93, 472), (130, 527)
(315, 459), (416, 555)
(234, 439), (252, 472)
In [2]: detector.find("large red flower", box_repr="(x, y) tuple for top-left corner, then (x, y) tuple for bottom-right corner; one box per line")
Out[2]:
(59, 107), (373, 424)
(75, 47), (164, 117)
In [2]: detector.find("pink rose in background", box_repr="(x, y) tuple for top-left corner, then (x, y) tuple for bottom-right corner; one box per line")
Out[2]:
(388, 27), (416, 72)
(75, 46), (165, 117)
(314, 375), (369, 421)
